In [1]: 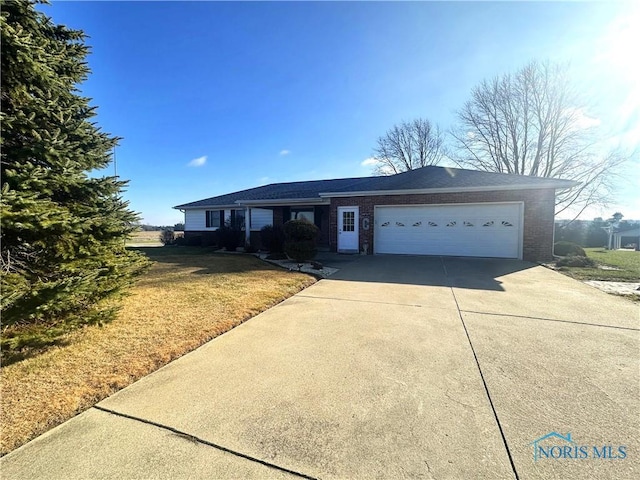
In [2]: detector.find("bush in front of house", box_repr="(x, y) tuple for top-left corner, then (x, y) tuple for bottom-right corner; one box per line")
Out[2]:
(283, 219), (319, 262)
(159, 229), (175, 245)
(182, 235), (202, 247)
(260, 224), (286, 253)
(556, 255), (596, 268)
(554, 241), (586, 257)
(218, 222), (243, 251)
(244, 242), (258, 253)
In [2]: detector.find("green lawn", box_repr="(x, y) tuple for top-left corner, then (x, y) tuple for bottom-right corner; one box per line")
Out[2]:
(557, 248), (640, 282)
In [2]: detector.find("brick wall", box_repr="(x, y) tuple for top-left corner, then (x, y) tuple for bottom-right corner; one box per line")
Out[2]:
(273, 207), (284, 226)
(316, 205), (330, 246)
(329, 189), (556, 262)
(183, 230), (218, 246)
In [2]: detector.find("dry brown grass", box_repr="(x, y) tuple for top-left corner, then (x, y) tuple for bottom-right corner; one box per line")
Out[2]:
(126, 230), (164, 245)
(0, 248), (315, 455)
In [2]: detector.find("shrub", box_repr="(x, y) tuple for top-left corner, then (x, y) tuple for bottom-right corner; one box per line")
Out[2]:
(201, 233), (218, 247)
(556, 255), (596, 268)
(244, 242), (258, 253)
(184, 235), (202, 247)
(266, 252), (287, 260)
(284, 240), (317, 263)
(554, 241), (586, 257)
(283, 219), (319, 262)
(283, 219), (319, 241)
(218, 222), (243, 251)
(159, 229), (175, 245)
(260, 224), (286, 253)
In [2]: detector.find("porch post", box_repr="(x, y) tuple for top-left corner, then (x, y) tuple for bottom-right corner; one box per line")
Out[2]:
(245, 207), (251, 245)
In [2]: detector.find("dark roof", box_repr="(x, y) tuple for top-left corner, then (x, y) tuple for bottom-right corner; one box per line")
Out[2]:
(174, 166), (576, 209)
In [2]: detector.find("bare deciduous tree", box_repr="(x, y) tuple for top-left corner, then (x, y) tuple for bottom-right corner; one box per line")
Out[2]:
(451, 61), (630, 217)
(370, 118), (444, 175)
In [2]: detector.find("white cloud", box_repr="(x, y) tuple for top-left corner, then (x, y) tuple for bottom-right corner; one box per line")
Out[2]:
(187, 155), (207, 167)
(258, 176), (270, 185)
(567, 108), (601, 130)
(279, 149), (291, 156)
(361, 157), (378, 167)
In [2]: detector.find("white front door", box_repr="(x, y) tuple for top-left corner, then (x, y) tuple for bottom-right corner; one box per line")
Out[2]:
(338, 206), (359, 253)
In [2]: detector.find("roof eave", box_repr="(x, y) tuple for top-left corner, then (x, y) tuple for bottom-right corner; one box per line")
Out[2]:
(173, 198), (331, 209)
(173, 204), (240, 210)
(319, 182), (578, 198)
(235, 198), (330, 207)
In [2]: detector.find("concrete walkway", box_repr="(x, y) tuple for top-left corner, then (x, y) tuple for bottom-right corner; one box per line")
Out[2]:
(2, 256), (638, 479)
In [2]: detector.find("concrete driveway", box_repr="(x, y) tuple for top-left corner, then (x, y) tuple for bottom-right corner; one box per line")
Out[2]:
(2, 256), (638, 479)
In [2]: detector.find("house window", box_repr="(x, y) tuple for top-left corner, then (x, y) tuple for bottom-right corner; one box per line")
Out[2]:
(205, 210), (222, 228)
(290, 208), (314, 223)
(342, 211), (355, 232)
(231, 209), (246, 229)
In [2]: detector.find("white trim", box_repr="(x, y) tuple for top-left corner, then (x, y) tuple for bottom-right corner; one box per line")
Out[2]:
(518, 202), (524, 260)
(373, 201), (524, 260)
(177, 204), (238, 210)
(319, 183), (576, 198)
(236, 198), (330, 207)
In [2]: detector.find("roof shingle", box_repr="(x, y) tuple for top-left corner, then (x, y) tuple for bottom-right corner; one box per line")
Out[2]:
(174, 166), (576, 209)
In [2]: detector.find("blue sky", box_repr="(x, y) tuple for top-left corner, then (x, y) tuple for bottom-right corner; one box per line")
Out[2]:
(42, 1), (639, 225)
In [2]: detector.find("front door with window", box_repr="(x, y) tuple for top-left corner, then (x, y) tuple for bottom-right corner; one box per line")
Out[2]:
(337, 206), (359, 253)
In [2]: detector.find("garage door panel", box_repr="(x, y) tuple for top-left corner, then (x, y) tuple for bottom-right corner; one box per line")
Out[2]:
(374, 204), (521, 258)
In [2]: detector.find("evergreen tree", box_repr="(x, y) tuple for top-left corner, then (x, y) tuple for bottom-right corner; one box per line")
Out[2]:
(1, 0), (148, 335)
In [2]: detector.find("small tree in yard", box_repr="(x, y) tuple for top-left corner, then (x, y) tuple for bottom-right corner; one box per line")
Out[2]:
(1, 1), (148, 336)
(283, 219), (319, 262)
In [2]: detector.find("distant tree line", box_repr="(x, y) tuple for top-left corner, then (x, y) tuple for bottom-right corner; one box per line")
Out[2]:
(136, 223), (184, 232)
(555, 213), (639, 248)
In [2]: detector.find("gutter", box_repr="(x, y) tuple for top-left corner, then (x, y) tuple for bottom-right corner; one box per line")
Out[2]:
(173, 204), (241, 210)
(235, 198), (330, 207)
(319, 182), (578, 198)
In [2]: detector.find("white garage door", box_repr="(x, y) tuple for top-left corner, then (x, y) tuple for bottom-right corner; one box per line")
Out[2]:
(374, 203), (522, 258)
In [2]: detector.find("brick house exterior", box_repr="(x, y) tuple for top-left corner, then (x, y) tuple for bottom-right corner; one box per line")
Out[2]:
(176, 166), (574, 262)
(329, 188), (556, 262)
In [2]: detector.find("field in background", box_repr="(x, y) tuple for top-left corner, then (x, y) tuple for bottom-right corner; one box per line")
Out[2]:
(1, 248), (314, 455)
(126, 230), (184, 246)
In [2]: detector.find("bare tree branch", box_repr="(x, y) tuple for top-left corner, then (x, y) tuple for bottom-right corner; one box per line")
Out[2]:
(451, 60), (631, 214)
(370, 118), (444, 175)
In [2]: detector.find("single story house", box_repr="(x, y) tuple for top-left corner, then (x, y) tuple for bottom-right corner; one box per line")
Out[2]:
(174, 166), (577, 262)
